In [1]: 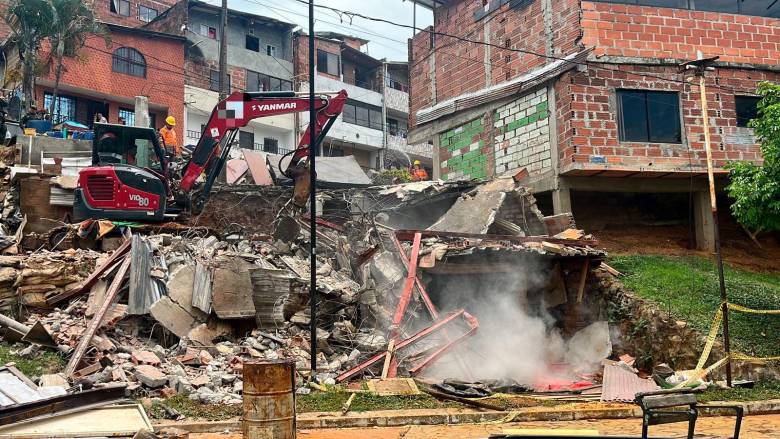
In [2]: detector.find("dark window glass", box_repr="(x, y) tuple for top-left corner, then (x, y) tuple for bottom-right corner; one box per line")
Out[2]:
(270, 77), (281, 91)
(112, 47), (146, 78)
(740, 0), (780, 17)
(239, 131), (254, 149)
(355, 106), (369, 127)
(369, 109), (383, 130)
(281, 80), (292, 91)
(246, 35), (260, 52)
(263, 137), (279, 154)
(317, 50), (339, 76)
(247, 70), (260, 92)
(267, 45), (277, 57)
(210, 70), (230, 92)
(735, 95), (761, 127)
(617, 90), (681, 143)
(138, 5), (158, 22)
(343, 104), (356, 124)
(43, 93), (76, 124)
(690, 0), (739, 13)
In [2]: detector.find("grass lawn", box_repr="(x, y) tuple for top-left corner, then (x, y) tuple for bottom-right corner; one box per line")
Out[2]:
(698, 380), (780, 403)
(609, 254), (780, 358)
(0, 343), (64, 377)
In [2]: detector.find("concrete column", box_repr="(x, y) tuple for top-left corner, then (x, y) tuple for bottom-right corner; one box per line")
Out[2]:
(694, 190), (716, 252)
(552, 177), (572, 214)
(432, 135), (441, 180)
(134, 96), (149, 128)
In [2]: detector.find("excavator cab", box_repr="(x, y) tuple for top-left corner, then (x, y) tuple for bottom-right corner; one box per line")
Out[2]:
(73, 124), (169, 222)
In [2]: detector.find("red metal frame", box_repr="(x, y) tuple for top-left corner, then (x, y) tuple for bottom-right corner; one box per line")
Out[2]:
(408, 311), (479, 375)
(336, 309), (473, 382)
(390, 233), (439, 320)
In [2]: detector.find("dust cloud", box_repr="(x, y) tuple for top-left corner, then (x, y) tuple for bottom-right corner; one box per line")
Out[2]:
(420, 256), (610, 386)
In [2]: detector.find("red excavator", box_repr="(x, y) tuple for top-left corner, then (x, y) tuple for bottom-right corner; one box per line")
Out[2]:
(73, 90), (348, 222)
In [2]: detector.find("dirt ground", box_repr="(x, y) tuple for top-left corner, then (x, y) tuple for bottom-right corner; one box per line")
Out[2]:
(192, 414), (778, 438)
(595, 224), (780, 273)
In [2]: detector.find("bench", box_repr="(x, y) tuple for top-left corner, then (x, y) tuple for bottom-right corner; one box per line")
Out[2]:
(636, 388), (743, 439)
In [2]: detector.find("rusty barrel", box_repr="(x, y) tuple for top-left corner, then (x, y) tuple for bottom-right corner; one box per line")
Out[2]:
(242, 359), (296, 439)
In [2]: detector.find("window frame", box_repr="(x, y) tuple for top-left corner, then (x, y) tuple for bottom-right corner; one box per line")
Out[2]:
(43, 92), (77, 124)
(138, 5), (158, 22)
(210, 69), (231, 92)
(112, 47), (147, 78)
(118, 108), (135, 127)
(200, 24), (217, 40)
(267, 45), (277, 57)
(616, 89), (682, 144)
(110, 0), (130, 16)
(317, 50), (340, 76)
(263, 137), (279, 154)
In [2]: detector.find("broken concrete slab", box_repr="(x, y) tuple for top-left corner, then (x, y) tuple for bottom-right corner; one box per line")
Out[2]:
(134, 365), (167, 388)
(428, 179), (516, 234)
(149, 296), (197, 339)
(211, 257), (255, 319)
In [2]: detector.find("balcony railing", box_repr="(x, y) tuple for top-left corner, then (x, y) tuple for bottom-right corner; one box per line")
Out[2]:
(386, 78), (409, 93)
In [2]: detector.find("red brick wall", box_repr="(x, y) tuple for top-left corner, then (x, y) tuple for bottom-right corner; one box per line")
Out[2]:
(408, 0), (582, 128)
(555, 63), (777, 173)
(581, 1), (780, 65)
(95, 0), (179, 28)
(36, 29), (185, 140)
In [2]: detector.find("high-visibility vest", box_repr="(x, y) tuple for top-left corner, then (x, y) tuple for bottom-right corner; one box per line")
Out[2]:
(160, 127), (180, 155)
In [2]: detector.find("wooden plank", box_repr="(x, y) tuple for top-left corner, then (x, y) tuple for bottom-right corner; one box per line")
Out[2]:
(128, 235), (153, 315)
(576, 258), (590, 303)
(64, 257), (130, 377)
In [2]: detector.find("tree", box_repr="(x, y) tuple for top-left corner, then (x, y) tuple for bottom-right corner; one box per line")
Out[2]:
(4, 0), (53, 110)
(46, 0), (107, 122)
(726, 81), (780, 236)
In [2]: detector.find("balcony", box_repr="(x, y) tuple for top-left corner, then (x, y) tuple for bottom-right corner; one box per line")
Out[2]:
(311, 75), (383, 107)
(385, 86), (409, 114)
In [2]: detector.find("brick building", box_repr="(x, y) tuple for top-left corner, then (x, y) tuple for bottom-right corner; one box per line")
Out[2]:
(407, 0), (780, 250)
(34, 24), (186, 139)
(95, 0), (179, 27)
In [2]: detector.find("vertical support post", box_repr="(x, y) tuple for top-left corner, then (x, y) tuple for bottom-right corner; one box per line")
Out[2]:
(698, 72), (732, 387)
(218, 0), (229, 100)
(308, 0), (318, 381)
(134, 96), (150, 167)
(381, 62), (388, 171)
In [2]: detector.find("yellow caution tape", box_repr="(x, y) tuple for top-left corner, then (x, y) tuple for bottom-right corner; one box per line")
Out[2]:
(731, 353), (780, 362)
(693, 307), (723, 372)
(727, 303), (780, 315)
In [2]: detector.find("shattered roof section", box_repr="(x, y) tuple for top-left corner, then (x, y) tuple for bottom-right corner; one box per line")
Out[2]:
(601, 360), (660, 403)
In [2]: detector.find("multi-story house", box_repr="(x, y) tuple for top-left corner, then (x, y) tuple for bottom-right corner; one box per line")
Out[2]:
(147, 0), (297, 154)
(293, 32), (431, 171)
(407, 0), (780, 250)
(96, 0), (179, 27)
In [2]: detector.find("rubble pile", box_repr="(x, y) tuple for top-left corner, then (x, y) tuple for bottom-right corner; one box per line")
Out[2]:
(0, 176), (619, 407)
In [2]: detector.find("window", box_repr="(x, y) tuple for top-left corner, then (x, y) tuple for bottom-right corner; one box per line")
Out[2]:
(138, 5), (158, 22)
(246, 70), (291, 92)
(263, 138), (279, 154)
(735, 95), (761, 128)
(119, 108), (135, 126)
(210, 69), (231, 92)
(110, 0), (130, 16)
(343, 104), (356, 124)
(317, 50), (340, 76)
(43, 93), (76, 124)
(617, 90), (681, 143)
(595, 0), (780, 18)
(342, 101), (383, 130)
(246, 35), (260, 52)
(239, 131), (254, 149)
(267, 45), (277, 57)
(112, 47), (146, 78)
(200, 24), (217, 39)
(149, 113), (157, 129)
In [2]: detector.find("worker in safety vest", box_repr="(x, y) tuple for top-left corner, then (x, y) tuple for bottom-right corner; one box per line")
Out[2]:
(410, 160), (429, 181)
(160, 116), (180, 158)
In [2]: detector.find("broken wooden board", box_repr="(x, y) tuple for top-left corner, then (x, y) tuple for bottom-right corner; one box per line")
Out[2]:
(0, 403), (152, 437)
(211, 257), (256, 319)
(366, 378), (420, 396)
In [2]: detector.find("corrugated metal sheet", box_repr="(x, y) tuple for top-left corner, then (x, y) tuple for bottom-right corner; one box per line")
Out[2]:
(600, 361), (660, 403)
(0, 367), (66, 408)
(416, 49), (590, 126)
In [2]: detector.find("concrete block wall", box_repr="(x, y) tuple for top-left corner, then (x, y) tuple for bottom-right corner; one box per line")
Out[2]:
(493, 88), (552, 176)
(439, 117), (491, 180)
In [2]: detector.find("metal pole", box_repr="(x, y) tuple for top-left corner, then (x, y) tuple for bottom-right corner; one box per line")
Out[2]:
(308, 0), (318, 380)
(380, 62), (388, 170)
(412, 0), (417, 36)
(219, 0), (229, 100)
(698, 73), (732, 387)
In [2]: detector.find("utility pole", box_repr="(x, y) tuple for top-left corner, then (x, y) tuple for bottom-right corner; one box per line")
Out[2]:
(681, 55), (732, 387)
(218, 0), (229, 100)
(308, 0), (318, 381)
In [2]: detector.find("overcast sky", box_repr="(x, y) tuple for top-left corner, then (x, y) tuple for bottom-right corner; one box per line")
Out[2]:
(202, 0), (433, 61)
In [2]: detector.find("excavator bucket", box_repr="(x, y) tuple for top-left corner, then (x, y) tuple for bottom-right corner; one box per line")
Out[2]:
(289, 163), (311, 208)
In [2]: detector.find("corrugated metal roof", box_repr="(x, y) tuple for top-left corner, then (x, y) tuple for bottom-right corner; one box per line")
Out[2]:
(601, 361), (660, 403)
(415, 50), (590, 126)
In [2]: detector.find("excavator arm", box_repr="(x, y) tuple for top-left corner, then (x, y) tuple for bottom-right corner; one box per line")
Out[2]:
(180, 90), (348, 212)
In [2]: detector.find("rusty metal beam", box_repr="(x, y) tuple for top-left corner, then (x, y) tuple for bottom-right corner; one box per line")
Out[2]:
(384, 232), (422, 378)
(390, 233), (438, 319)
(0, 385), (127, 427)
